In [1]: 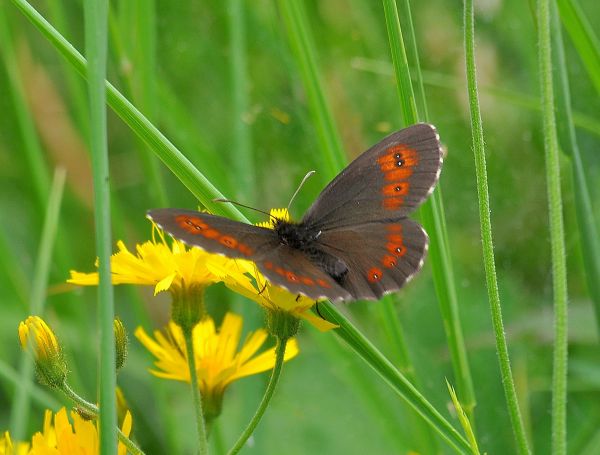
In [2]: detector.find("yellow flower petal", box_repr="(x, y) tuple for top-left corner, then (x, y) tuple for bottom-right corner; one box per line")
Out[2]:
(136, 312), (299, 397)
(68, 225), (251, 296)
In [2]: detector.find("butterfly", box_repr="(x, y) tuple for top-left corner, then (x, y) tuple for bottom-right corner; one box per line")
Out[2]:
(148, 123), (443, 302)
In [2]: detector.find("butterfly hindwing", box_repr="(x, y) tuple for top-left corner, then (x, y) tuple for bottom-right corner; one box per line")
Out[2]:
(256, 245), (352, 302)
(314, 219), (428, 300)
(148, 208), (277, 260)
(302, 123), (442, 230)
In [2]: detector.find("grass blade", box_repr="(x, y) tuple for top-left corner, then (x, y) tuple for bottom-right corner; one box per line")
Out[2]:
(538, 0), (569, 452)
(463, 0), (531, 452)
(382, 0), (476, 418)
(83, 0), (117, 452)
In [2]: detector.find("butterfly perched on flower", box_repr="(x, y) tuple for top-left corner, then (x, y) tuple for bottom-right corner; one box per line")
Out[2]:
(149, 123), (443, 302)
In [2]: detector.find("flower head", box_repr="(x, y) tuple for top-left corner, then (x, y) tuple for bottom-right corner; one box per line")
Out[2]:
(135, 312), (299, 419)
(18, 316), (68, 389)
(1, 407), (132, 455)
(68, 226), (253, 297)
(68, 225), (258, 329)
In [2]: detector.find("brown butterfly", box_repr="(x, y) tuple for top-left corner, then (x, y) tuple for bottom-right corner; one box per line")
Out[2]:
(148, 123), (443, 302)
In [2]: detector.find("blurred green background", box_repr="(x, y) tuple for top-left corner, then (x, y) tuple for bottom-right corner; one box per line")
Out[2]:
(1, 0), (599, 453)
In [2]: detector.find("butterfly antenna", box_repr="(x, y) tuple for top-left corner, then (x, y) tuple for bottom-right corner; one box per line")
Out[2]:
(212, 199), (272, 218)
(288, 170), (316, 211)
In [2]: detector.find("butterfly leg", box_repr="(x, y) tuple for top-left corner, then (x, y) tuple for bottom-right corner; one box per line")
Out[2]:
(258, 281), (268, 295)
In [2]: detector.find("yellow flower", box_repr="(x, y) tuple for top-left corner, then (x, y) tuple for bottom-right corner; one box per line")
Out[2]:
(0, 431), (28, 455)
(68, 226), (253, 296)
(135, 312), (299, 419)
(18, 316), (67, 389)
(1, 408), (132, 455)
(68, 225), (260, 329)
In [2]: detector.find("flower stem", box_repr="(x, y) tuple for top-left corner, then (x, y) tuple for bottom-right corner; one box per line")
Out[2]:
(538, 0), (569, 453)
(183, 326), (210, 455)
(117, 428), (145, 455)
(227, 337), (288, 455)
(62, 383), (145, 455)
(463, 0), (529, 453)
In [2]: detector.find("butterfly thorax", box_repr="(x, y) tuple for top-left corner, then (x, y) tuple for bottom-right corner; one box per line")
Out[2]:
(274, 219), (349, 285)
(274, 219), (319, 250)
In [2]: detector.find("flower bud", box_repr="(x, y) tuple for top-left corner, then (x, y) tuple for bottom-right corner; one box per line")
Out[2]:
(114, 318), (128, 371)
(18, 316), (68, 388)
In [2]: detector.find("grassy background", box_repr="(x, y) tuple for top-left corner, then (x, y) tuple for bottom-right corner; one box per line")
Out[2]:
(1, 0), (599, 453)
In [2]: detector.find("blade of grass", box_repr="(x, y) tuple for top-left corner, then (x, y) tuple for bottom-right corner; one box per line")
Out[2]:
(538, 0), (569, 453)
(382, 0), (476, 419)
(10, 167), (66, 440)
(83, 0), (117, 452)
(275, 0), (347, 180)
(396, 0), (429, 121)
(556, 0), (600, 98)
(447, 381), (480, 455)
(464, 0), (530, 452)
(382, 0), (418, 125)
(552, 0), (600, 334)
(10, 0), (245, 222)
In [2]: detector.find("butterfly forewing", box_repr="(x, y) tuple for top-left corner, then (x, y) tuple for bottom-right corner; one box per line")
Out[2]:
(148, 208), (352, 301)
(148, 208), (277, 260)
(315, 219), (428, 300)
(301, 123), (442, 231)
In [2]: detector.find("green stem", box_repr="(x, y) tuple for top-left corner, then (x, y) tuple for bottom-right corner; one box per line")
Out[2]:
(538, 0), (569, 453)
(84, 0), (117, 452)
(463, 0), (530, 452)
(382, 0), (476, 420)
(183, 326), (210, 455)
(62, 384), (145, 455)
(227, 337), (288, 455)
